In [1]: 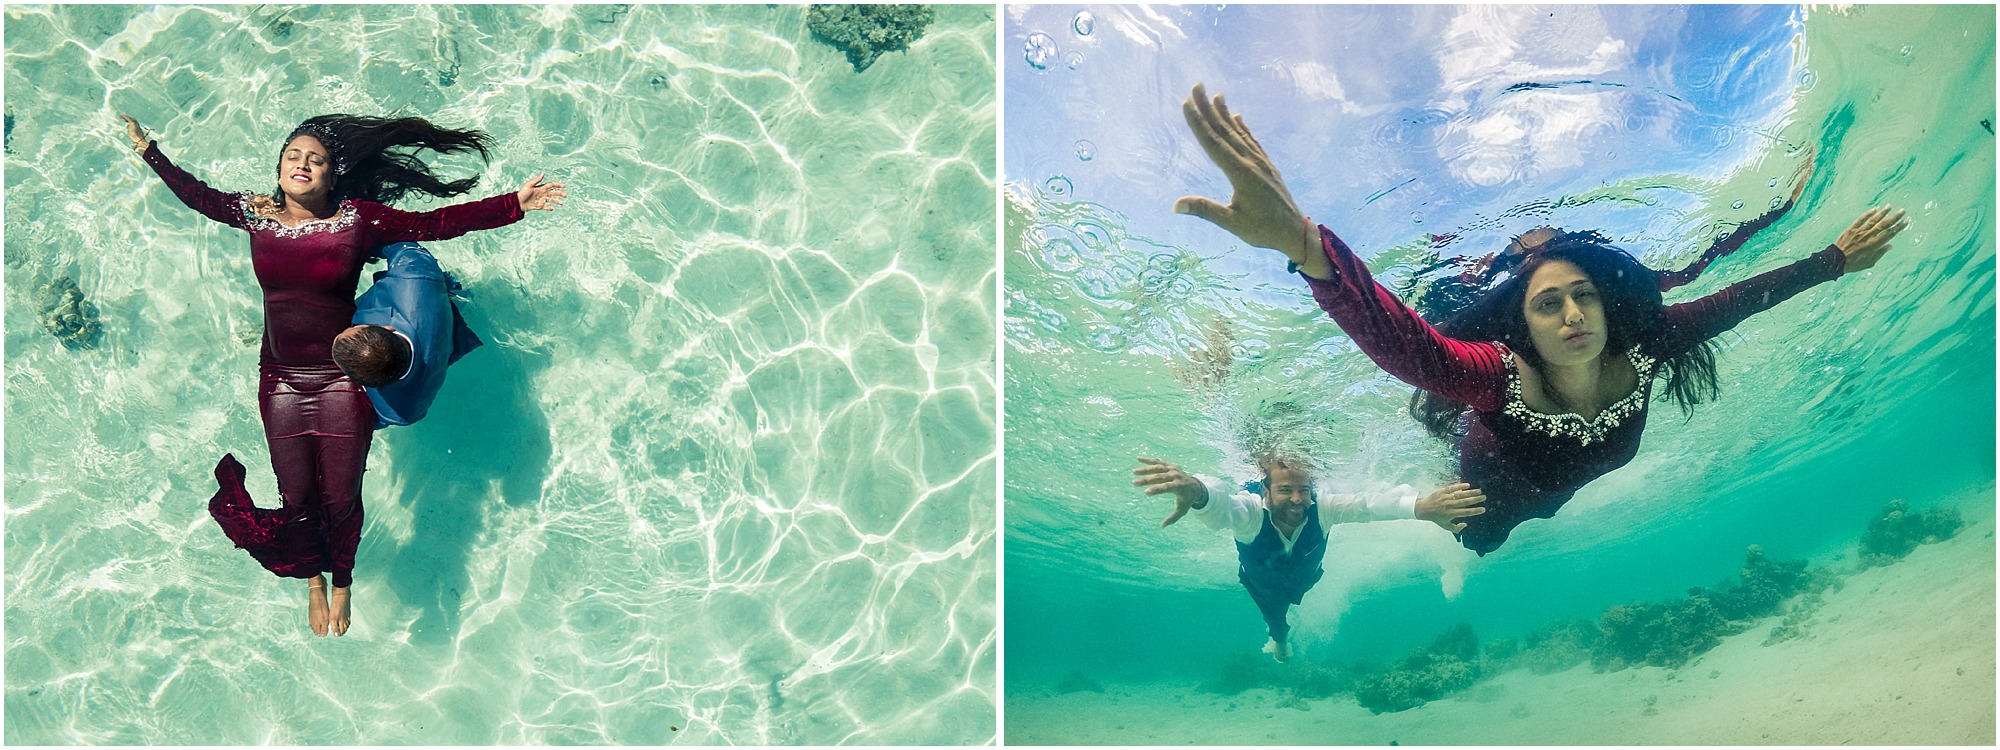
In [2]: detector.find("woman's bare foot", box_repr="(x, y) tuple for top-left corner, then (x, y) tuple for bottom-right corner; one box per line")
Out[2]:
(329, 586), (351, 636)
(308, 576), (330, 637)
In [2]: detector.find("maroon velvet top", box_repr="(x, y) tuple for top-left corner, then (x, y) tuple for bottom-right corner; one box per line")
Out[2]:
(142, 142), (522, 366)
(1301, 226), (1846, 554)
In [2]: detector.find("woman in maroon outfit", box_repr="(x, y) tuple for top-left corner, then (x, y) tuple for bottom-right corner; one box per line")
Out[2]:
(1172, 84), (1910, 555)
(122, 113), (565, 635)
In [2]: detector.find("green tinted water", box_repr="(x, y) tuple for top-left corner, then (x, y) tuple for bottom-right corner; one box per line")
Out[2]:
(5, 4), (995, 744)
(1004, 3), (1992, 739)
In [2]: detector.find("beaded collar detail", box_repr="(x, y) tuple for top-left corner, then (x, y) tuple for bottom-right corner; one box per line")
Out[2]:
(1498, 344), (1658, 445)
(239, 196), (356, 239)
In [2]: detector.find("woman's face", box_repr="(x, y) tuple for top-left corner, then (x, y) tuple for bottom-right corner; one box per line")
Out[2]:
(1521, 259), (1608, 367)
(276, 135), (335, 203)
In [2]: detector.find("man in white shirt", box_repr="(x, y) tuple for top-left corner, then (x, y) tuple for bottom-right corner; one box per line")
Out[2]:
(1133, 454), (1484, 662)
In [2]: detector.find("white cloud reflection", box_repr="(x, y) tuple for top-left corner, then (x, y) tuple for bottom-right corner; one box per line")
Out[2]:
(1106, 5), (1186, 49)
(1436, 6), (1636, 186)
(1276, 60), (1365, 115)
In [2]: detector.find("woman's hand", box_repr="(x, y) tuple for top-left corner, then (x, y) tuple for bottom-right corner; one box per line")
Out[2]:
(1834, 206), (1909, 273)
(1415, 481), (1485, 533)
(516, 174), (567, 211)
(1132, 456), (1210, 528)
(1174, 84), (1331, 279)
(118, 114), (151, 154)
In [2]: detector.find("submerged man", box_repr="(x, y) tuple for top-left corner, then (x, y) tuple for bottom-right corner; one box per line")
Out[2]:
(331, 241), (483, 428)
(1132, 454), (1484, 662)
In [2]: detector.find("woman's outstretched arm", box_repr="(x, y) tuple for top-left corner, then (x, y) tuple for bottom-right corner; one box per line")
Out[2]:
(1173, 84), (1507, 411)
(1657, 206), (1909, 356)
(1300, 227), (1510, 411)
(124, 115), (250, 230)
(359, 175), (565, 245)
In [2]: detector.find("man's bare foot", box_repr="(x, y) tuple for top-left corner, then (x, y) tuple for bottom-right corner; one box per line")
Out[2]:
(308, 576), (330, 637)
(1264, 637), (1292, 663)
(329, 586), (351, 636)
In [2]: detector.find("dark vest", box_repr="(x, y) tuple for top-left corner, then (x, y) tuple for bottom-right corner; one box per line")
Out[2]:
(1235, 504), (1326, 606)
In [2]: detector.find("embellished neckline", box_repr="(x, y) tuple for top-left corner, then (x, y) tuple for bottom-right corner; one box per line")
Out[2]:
(1498, 343), (1659, 445)
(240, 196), (356, 239)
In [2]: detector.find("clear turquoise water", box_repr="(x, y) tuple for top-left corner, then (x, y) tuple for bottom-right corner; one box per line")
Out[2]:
(5, 4), (995, 744)
(1004, 4), (1992, 740)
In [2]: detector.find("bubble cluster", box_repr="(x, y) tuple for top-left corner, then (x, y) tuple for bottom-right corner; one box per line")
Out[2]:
(1024, 32), (1058, 70)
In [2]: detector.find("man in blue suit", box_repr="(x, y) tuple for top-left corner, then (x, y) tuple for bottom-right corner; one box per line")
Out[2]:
(1133, 454), (1485, 662)
(330, 242), (483, 428)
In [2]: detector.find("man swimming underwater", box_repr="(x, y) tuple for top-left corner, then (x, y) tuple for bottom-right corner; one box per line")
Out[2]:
(1133, 453), (1484, 662)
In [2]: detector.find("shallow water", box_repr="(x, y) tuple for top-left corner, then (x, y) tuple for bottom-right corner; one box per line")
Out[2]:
(5, 4), (995, 744)
(1003, 4), (1993, 740)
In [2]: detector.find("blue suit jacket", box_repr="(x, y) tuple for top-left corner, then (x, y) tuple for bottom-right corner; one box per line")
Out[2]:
(352, 242), (481, 429)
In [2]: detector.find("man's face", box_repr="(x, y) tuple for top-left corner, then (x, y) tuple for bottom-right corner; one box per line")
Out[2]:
(1260, 462), (1313, 528)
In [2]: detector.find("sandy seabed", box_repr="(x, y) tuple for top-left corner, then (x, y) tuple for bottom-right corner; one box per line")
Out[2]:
(1006, 482), (1996, 746)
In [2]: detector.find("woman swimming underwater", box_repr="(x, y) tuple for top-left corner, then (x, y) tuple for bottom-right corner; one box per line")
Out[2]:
(1172, 84), (1910, 555)
(123, 113), (565, 635)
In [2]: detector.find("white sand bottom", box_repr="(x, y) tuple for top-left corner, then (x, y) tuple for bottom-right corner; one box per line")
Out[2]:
(1006, 483), (1995, 745)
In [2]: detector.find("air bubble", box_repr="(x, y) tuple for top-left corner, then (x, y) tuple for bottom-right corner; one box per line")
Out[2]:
(1769, 177), (1780, 188)
(1796, 68), (1817, 92)
(1900, 45), (1912, 57)
(1044, 175), (1073, 196)
(1770, 197), (1784, 209)
(1731, 200), (1744, 210)
(1024, 32), (1058, 71)
(1065, 51), (1084, 70)
(1074, 140), (1096, 162)
(1411, 213), (1423, 225)
(1072, 11), (1095, 36)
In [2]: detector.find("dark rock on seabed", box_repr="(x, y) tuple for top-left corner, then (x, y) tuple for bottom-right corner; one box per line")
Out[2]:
(40, 276), (103, 350)
(806, 4), (936, 72)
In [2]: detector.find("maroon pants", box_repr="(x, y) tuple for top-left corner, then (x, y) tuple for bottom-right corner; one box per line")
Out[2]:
(211, 363), (373, 588)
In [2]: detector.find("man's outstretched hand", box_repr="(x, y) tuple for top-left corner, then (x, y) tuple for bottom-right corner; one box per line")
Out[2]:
(1133, 456), (1209, 527)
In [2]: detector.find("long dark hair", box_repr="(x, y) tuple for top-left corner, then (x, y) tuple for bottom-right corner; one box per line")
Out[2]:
(274, 114), (494, 206)
(1410, 230), (1720, 440)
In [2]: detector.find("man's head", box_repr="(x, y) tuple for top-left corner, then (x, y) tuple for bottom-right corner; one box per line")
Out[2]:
(331, 324), (411, 388)
(1256, 454), (1316, 529)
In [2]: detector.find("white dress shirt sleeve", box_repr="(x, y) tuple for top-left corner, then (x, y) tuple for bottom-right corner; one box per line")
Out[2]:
(1188, 474), (1264, 543)
(1316, 482), (1420, 526)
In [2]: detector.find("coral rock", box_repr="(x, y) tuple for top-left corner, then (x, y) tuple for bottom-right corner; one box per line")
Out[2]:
(806, 4), (936, 72)
(39, 276), (103, 350)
